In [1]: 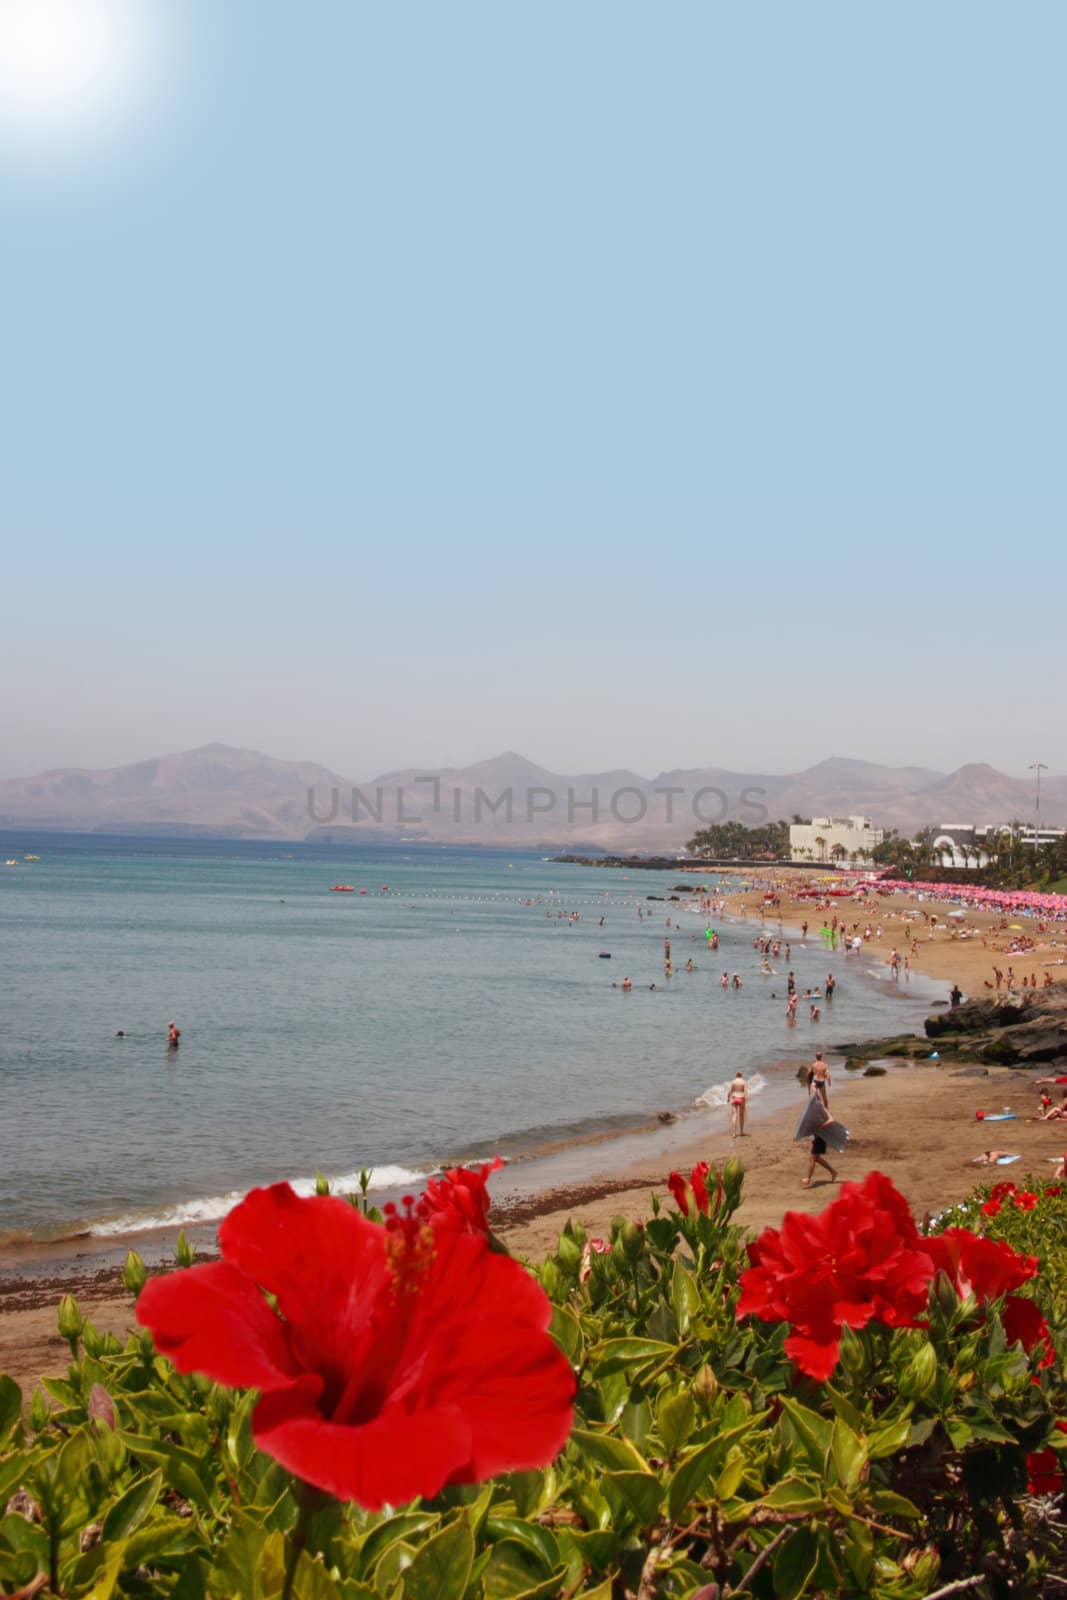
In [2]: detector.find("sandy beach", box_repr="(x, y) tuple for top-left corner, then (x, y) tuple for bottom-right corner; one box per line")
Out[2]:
(4, 875), (1066, 1396)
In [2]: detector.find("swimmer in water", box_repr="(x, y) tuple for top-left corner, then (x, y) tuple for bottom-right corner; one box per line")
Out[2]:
(168, 1022), (181, 1048)
(621, 977), (633, 991)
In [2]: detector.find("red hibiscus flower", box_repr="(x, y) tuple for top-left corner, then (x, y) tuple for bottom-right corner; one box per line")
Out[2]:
(668, 1161), (712, 1217)
(1013, 1191), (1039, 1211)
(418, 1157), (504, 1238)
(1002, 1295), (1056, 1368)
(990, 1180), (1018, 1202)
(736, 1173), (934, 1381)
(925, 1230), (1037, 1302)
(137, 1183), (574, 1509)
(1045, 1184), (1063, 1198)
(926, 1229), (1051, 1366)
(1027, 1422), (1067, 1494)
(981, 1199), (1002, 1218)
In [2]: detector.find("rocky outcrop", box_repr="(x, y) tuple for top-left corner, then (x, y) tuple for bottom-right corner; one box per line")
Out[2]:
(923, 993), (1067, 1067)
(833, 992), (1067, 1072)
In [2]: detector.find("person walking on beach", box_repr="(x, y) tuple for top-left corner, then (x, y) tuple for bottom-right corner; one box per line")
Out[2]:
(803, 1127), (838, 1187)
(729, 1071), (748, 1138)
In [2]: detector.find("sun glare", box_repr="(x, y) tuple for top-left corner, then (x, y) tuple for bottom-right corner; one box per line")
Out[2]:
(0, 0), (170, 157)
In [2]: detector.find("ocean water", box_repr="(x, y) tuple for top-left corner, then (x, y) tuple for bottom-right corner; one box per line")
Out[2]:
(0, 835), (942, 1240)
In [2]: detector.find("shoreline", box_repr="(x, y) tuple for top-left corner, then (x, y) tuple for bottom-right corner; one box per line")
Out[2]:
(6, 876), (1067, 1392)
(0, 888), (940, 1275)
(4, 1053), (1063, 1395)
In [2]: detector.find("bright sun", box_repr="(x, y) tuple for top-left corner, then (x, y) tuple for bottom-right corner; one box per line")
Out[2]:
(0, 0), (165, 152)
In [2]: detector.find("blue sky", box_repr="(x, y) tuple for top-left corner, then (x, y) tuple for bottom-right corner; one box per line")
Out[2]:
(1, 0), (1063, 781)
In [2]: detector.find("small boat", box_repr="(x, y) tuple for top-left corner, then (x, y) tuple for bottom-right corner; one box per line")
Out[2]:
(5, 860), (17, 867)
(330, 884), (355, 892)
(24, 854), (40, 861)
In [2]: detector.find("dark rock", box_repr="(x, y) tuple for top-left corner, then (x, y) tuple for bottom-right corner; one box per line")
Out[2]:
(925, 999), (1028, 1038)
(864, 1065), (887, 1076)
(657, 1111), (676, 1124)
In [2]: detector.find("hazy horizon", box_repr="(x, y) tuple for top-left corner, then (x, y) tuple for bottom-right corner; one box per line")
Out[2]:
(0, 738), (1060, 787)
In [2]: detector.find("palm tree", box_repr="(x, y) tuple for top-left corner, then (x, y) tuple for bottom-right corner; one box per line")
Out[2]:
(814, 836), (827, 863)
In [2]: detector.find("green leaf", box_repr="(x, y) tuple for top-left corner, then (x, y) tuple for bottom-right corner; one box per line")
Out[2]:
(867, 1412), (913, 1460)
(760, 1475), (824, 1514)
(83, 1543), (126, 1600)
(603, 1471), (664, 1527)
(657, 1389), (695, 1456)
(485, 1517), (559, 1572)
(101, 1470), (163, 1543)
(869, 1489), (923, 1521)
(780, 1398), (831, 1472)
(360, 1513), (440, 1580)
(667, 1436), (719, 1522)
(571, 1428), (650, 1473)
(549, 1306), (583, 1365)
(403, 1514), (475, 1600)
(715, 1447), (745, 1501)
(772, 1524), (819, 1600)
(40, 1375), (79, 1409)
(591, 1337), (676, 1376)
(482, 1540), (561, 1600)
(830, 1419), (867, 1493)
(670, 1259), (701, 1336)
(823, 1384), (865, 1433)
(0, 1376), (22, 1442)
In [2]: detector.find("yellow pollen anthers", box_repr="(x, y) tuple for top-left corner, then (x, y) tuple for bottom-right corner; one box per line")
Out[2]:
(383, 1198), (436, 1298)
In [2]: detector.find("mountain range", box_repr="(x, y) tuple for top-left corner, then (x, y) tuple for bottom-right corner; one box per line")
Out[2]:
(0, 744), (1063, 849)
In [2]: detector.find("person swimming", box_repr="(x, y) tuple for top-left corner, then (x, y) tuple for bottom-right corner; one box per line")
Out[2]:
(168, 1022), (181, 1048)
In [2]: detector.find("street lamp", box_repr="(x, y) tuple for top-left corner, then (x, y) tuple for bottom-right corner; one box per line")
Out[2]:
(1029, 761), (1048, 846)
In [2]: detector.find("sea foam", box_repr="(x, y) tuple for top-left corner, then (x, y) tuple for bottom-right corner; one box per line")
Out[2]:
(89, 1164), (428, 1237)
(695, 1071), (768, 1109)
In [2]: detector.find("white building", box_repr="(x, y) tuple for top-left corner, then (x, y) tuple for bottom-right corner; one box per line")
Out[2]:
(789, 816), (884, 864)
(931, 821), (1065, 867)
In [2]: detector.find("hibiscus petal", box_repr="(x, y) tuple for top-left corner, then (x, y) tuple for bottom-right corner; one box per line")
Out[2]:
(784, 1331), (841, 1382)
(137, 1260), (299, 1391)
(219, 1183), (388, 1373)
(390, 1233), (574, 1478)
(252, 1386), (473, 1510)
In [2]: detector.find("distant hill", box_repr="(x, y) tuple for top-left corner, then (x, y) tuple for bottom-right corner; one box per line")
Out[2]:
(0, 744), (1063, 847)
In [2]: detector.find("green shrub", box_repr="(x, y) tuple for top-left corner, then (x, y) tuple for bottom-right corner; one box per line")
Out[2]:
(1, 1163), (1065, 1599)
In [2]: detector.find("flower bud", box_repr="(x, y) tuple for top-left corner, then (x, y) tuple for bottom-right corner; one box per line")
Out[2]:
(82, 1321), (105, 1359)
(556, 1233), (583, 1274)
(175, 1230), (195, 1268)
(123, 1249), (147, 1298)
(899, 1342), (938, 1402)
(620, 1219), (644, 1263)
(540, 1260), (564, 1300)
(88, 1383), (116, 1430)
(693, 1364), (719, 1411)
(721, 1157), (744, 1210)
(837, 1324), (865, 1378)
(315, 1171), (330, 1196)
(57, 1294), (83, 1350)
(29, 1388), (48, 1433)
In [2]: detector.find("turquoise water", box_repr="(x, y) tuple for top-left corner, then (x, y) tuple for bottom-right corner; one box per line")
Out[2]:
(0, 836), (940, 1239)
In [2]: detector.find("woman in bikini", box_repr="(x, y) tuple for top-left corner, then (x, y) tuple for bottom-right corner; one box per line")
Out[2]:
(729, 1071), (748, 1138)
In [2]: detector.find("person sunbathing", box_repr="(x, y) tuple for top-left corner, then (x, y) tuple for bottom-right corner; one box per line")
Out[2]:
(971, 1150), (1017, 1166)
(1035, 1091), (1067, 1121)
